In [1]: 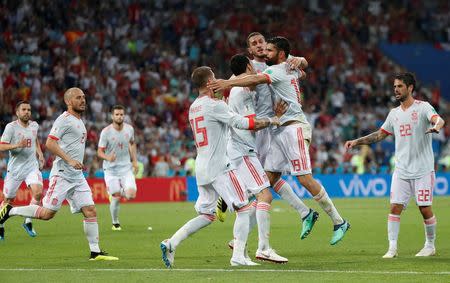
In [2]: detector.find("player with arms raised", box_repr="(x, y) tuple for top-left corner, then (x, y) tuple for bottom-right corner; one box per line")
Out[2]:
(97, 105), (138, 231)
(345, 72), (444, 258)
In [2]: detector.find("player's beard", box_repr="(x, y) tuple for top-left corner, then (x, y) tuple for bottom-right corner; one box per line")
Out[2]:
(266, 57), (276, 66)
(19, 115), (30, 124)
(114, 120), (123, 126)
(395, 92), (408, 102)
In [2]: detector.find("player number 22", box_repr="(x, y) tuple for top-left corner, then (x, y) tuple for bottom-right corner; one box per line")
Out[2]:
(417, 189), (431, 202)
(399, 124), (412, 137)
(190, 116), (208, 148)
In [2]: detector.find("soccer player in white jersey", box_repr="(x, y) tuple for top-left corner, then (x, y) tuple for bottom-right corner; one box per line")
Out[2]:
(209, 36), (350, 245)
(226, 54), (287, 263)
(246, 32), (320, 240)
(160, 66), (281, 268)
(0, 88), (118, 261)
(0, 101), (44, 239)
(97, 105), (138, 231)
(345, 73), (444, 258)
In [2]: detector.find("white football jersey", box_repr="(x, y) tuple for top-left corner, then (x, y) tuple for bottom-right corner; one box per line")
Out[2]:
(98, 123), (134, 176)
(48, 112), (87, 180)
(263, 62), (308, 125)
(0, 120), (39, 180)
(381, 100), (438, 179)
(189, 96), (252, 185)
(251, 59), (275, 119)
(227, 87), (257, 160)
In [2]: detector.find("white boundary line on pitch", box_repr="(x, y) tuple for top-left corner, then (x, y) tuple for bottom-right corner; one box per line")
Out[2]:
(0, 269), (449, 275)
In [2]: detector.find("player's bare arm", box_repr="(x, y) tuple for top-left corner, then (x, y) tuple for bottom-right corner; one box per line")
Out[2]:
(287, 56), (308, 70)
(129, 141), (138, 174)
(208, 74), (269, 91)
(97, 147), (116, 162)
(0, 139), (27, 151)
(425, 116), (445, 134)
(345, 129), (389, 150)
(36, 138), (45, 169)
(46, 137), (83, 170)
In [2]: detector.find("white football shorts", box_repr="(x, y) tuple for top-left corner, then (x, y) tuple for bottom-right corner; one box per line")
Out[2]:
(390, 171), (435, 207)
(104, 171), (137, 196)
(2, 168), (43, 199)
(231, 155), (270, 196)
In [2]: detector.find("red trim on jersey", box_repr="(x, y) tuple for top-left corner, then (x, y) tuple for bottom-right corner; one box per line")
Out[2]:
(48, 135), (60, 141)
(380, 128), (392, 136)
(248, 116), (255, 130)
(0, 141), (9, 144)
(98, 147), (106, 150)
(263, 73), (272, 84)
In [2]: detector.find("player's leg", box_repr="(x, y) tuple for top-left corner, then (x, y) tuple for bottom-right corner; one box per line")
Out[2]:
(238, 155), (287, 263)
(0, 175), (21, 240)
(216, 170), (257, 266)
(383, 172), (410, 258)
(281, 124), (347, 243)
(123, 171), (137, 200)
(266, 127), (319, 239)
(414, 172), (436, 257)
(160, 184), (217, 268)
(22, 170), (44, 237)
(71, 179), (118, 261)
(105, 174), (122, 230)
(0, 176), (61, 226)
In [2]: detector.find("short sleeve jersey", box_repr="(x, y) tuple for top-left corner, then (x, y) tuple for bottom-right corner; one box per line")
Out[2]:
(189, 96), (251, 185)
(98, 123), (135, 176)
(381, 100), (438, 179)
(48, 112), (87, 180)
(227, 87), (257, 160)
(263, 62), (308, 125)
(251, 59), (275, 119)
(0, 120), (39, 179)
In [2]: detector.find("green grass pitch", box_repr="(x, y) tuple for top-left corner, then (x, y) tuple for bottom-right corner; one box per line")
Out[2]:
(0, 197), (449, 282)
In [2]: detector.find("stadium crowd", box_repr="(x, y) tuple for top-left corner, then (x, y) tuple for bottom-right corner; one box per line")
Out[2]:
(1, 0), (449, 178)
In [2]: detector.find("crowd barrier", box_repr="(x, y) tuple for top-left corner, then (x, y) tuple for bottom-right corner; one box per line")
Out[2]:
(1, 174), (449, 205)
(187, 174), (450, 201)
(0, 177), (187, 205)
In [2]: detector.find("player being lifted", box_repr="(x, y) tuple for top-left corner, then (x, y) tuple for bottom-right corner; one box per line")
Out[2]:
(345, 73), (444, 258)
(0, 88), (118, 261)
(160, 66), (284, 268)
(0, 101), (44, 239)
(97, 105), (138, 231)
(209, 36), (350, 245)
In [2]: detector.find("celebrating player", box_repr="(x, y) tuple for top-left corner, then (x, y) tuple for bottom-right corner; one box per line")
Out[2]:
(0, 101), (44, 239)
(160, 66), (282, 268)
(97, 105), (138, 231)
(209, 36), (350, 245)
(345, 72), (444, 258)
(0, 88), (118, 261)
(225, 54), (288, 263)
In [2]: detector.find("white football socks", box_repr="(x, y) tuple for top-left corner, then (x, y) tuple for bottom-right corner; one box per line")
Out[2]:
(313, 187), (343, 225)
(10, 205), (40, 218)
(273, 179), (310, 219)
(387, 214), (400, 250)
(110, 196), (120, 224)
(423, 215), (437, 248)
(83, 217), (101, 253)
(256, 202), (271, 251)
(232, 208), (250, 260)
(169, 214), (214, 250)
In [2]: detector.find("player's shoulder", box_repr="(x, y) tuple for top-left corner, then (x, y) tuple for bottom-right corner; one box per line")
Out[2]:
(100, 124), (113, 134)
(124, 123), (134, 131)
(4, 120), (17, 128)
(414, 99), (432, 108)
